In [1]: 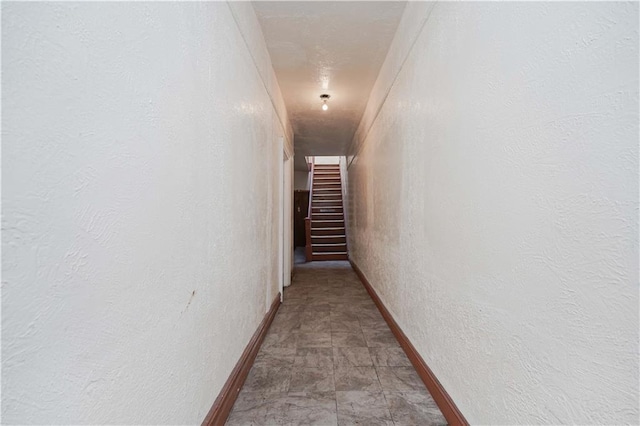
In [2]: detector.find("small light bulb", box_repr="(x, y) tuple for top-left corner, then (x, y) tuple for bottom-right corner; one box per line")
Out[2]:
(319, 94), (330, 111)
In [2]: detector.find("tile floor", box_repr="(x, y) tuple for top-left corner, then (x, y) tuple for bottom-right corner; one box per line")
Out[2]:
(226, 261), (447, 426)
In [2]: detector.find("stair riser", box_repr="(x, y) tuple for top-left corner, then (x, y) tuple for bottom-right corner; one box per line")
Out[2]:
(312, 244), (347, 253)
(313, 205), (342, 210)
(311, 228), (345, 236)
(313, 194), (341, 198)
(312, 208), (343, 214)
(313, 200), (342, 205)
(313, 198), (342, 203)
(313, 214), (343, 221)
(312, 236), (346, 244)
(312, 253), (348, 261)
(313, 221), (344, 228)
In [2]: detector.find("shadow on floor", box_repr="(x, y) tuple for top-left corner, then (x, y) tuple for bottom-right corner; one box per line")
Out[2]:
(294, 247), (306, 265)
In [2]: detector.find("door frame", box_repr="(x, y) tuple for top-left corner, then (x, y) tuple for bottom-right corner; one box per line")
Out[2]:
(279, 137), (294, 302)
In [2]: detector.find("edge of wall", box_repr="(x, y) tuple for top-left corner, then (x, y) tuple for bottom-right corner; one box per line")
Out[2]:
(226, 1), (294, 155)
(202, 294), (281, 426)
(349, 260), (469, 426)
(347, 1), (436, 166)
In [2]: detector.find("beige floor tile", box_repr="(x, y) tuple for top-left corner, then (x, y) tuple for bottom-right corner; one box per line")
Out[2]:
(333, 347), (373, 367)
(385, 391), (447, 426)
(334, 366), (381, 391)
(336, 391), (393, 426)
(332, 331), (367, 347)
(298, 332), (332, 348)
(294, 347), (334, 368)
(289, 367), (335, 392)
(376, 366), (425, 391)
(369, 347), (412, 367)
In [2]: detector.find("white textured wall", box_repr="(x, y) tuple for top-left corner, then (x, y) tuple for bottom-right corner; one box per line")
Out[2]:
(347, 2), (639, 424)
(314, 156), (340, 165)
(294, 171), (310, 191)
(2, 2), (291, 424)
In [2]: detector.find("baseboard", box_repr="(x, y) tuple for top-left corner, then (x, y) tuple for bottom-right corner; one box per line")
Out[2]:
(349, 260), (468, 426)
(202, 293), (281, 426)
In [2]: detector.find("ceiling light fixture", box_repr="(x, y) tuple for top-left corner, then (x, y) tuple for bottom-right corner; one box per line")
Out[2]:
(320, 94), (330, 111)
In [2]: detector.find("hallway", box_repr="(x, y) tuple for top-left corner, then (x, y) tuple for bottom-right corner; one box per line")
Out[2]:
(227, 262), (446, 425)
(2, 1), (638, 424)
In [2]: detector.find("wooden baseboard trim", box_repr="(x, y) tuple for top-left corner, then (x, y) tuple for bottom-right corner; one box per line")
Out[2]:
(349, 260), (468, 426)
(202, 293), (281, 426)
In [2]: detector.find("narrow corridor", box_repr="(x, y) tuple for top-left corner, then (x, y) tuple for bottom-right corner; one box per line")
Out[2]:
(227, 261), (447, 425)
(3, 3), (637, 423)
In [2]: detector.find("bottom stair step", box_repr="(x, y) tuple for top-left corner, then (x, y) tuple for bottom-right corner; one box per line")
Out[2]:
(312, 243), (347, 253)
(312, 252), (348, 261)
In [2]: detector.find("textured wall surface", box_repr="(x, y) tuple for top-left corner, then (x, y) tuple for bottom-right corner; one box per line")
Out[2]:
(2, 2), (290, 423)
(346, 2), (639, 424)
(294, 171), (310, 191)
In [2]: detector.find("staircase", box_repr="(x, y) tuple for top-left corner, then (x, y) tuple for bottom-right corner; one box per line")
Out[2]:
(305, 164), (348, 261)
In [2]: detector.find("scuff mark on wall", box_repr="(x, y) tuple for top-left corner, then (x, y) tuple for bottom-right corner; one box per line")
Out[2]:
(182, 290), (196, 315)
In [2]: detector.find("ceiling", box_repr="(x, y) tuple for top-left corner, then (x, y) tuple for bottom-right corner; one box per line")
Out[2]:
(252, 1), (407, 170)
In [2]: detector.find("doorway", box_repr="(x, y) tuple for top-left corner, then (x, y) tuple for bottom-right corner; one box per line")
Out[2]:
(293, 190), (310, 248)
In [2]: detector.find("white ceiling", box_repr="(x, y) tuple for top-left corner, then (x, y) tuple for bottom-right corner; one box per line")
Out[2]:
(252, 1), (406, 170)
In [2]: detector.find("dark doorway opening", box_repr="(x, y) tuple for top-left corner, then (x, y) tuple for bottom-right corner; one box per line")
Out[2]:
(293, 190), (309, 248)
